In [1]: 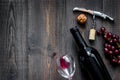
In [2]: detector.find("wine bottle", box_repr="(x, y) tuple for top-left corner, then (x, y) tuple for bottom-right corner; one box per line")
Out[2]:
(70, 26), (112, 80)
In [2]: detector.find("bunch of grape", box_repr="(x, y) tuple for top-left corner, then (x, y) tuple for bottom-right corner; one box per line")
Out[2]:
(97, 27), (120, 65)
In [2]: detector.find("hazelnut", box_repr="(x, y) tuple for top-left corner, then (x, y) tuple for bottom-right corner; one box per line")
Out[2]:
(77, 14), (87, 24)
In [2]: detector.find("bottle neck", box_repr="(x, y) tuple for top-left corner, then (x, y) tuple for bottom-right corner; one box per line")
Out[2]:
(70, 26), (88, 49)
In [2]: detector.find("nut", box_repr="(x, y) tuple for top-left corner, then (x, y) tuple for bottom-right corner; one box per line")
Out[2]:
(77, 14), (87, 24)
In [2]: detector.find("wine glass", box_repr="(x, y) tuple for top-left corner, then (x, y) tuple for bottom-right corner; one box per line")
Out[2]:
(56, 54), (76, 80)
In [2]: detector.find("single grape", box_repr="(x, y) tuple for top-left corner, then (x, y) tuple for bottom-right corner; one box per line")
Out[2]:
(111, 46), (115, 51)
(114, 49), (119, 54)
(109, 50), (113, 55)
(117, 55), (120, 59)
(109, 40), (113, 44)
(107, 32), (112, 38)
(101, 27), (106, 33)
(104, 48), (109, 54)
(104, 43), (108, 48)
(107, 44), (112, 50)
(113, 38), (117, 43)
(104, 34), (109, 41)
(112, 58), (118, 63)
(117, 60), (120, 65)
(112, 34), (116, 39)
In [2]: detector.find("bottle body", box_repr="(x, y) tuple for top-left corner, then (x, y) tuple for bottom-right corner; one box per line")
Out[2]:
(70, 26), (112, 80)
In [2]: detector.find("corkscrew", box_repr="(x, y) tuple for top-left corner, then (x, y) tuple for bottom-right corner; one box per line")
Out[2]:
(73, 7), (114, 21)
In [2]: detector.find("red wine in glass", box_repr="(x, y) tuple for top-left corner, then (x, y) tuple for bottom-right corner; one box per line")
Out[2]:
(60, 57), (70, 69)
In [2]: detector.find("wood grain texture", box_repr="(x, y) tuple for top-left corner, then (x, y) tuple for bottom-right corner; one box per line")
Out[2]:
(0, 0), (120, 80)
(0, 0), (28, 80)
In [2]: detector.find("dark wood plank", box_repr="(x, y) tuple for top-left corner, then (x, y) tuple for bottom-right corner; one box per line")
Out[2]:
(27, 0), (57, 80)
(0, 0), (28, 80)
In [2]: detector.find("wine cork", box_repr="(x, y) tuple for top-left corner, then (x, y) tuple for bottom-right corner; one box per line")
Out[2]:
(89, 29), (96, 40)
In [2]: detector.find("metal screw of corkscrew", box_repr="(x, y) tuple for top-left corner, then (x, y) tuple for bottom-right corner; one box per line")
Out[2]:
(88, 15), (97, 41)
(93, 15), (96, 29)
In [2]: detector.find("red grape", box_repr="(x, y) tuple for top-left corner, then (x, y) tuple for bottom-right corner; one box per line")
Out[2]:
(107, 44), (112, 50)
(101, 27), (106, 33)
(112, 34), (116, 39)
(104, 48), (109, 54)
(109, 51), (113, 55)
(112, 58), (118, 63)
(104, 34), (109, 41)
(118, 60), (120, 65)
(107, 32), (112, 38)
(104, 43), (108, 48)
(109, 40), (113, 44)
(111, 46), (115, 51)
(114, 49), (119, 54)
(113, 38), (117, 43)
(117, 55), (120, 59)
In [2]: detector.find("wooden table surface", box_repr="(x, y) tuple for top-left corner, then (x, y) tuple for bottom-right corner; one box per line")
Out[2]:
(0, 0), (120, 80)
